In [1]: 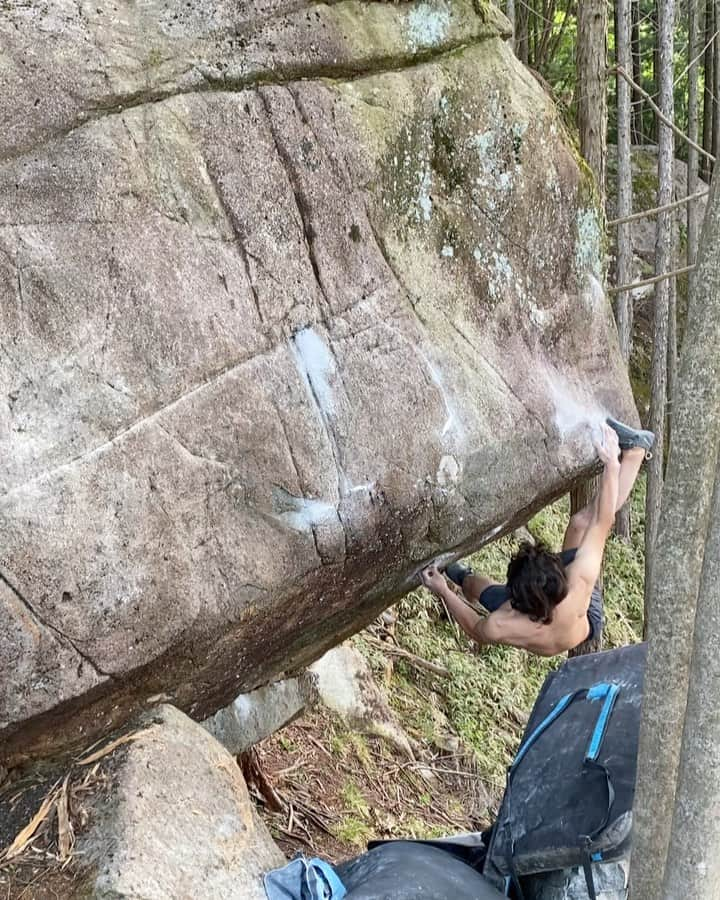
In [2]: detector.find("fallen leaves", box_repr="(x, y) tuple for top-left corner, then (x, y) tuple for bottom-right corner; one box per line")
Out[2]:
(0, 726), (151, 871)
(1, 781), (62, 864)
(76, 727), (153, 766)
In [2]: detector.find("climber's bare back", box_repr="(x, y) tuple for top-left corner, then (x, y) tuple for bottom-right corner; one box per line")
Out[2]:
(473, 550), (601, 656)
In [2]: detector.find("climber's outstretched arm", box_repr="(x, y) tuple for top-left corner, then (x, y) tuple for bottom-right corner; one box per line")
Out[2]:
(568, 425), (621, 592)
(420, 567), (499, 645)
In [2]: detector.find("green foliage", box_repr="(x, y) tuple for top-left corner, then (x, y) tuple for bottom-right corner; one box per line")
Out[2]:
(341, 781), (371, 817)
(333, 815), (373, 848)
(527, 0), (699, 155)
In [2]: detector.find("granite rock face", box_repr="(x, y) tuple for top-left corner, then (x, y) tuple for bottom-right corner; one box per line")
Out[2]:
(202, 674), (316, 755)
(82, 705), (284, 899)
(0, 0), (636, 763)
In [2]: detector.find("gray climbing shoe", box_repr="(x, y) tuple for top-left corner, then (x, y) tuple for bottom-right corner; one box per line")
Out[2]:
(446, 562), (473, 587)
(606, 417), (655, 452)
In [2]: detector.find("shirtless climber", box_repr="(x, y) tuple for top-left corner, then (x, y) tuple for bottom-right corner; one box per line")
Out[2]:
(420, 418), (655, 657)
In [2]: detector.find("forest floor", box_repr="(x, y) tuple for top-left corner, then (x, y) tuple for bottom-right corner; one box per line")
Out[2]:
(255, 483), (647, 863)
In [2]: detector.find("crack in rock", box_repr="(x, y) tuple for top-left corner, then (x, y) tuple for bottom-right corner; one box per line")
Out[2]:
(0, 570), (111, 679)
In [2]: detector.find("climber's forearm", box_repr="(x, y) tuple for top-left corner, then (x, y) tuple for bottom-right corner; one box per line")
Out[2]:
(436, 584), (484, 641)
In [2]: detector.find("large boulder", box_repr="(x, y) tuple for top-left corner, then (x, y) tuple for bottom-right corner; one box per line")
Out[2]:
(0, 705), (285, 898)
(0, 0), (636, 764)
(310, 643), (416, 758)
(202, 673), (317, 755)
(86, 706), (284, 899)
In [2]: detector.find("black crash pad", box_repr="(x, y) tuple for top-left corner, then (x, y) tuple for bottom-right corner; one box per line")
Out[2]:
(336, 841), (505, 899)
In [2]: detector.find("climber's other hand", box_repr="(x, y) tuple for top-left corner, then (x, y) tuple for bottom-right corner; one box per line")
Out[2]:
(594, 423), (620, 468)
(421, 565), (446, 595)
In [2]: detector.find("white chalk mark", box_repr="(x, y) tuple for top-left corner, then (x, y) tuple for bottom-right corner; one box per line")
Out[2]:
(279, 496), (338, 531)
(348, 482), (375, 494)
(290, 326), (350, 497)
(437, 454), (460, 486)
(584, 273), (607, 311)
(291, 327), (337, 416)
(381, 321), (461, 442)
(425, 357), (458, 438)
(289, 328), (379, 511)
(544, 368), (607, 440)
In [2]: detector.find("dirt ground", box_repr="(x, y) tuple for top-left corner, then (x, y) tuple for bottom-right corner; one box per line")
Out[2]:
(249, 708), (498, 865)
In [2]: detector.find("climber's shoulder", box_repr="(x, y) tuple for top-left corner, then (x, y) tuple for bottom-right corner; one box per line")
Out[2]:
(478, 606), (566, 657)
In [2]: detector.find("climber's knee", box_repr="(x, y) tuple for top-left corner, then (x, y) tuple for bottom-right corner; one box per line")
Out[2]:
(564, 505), (593, 549)
(569, 505), (592, 532)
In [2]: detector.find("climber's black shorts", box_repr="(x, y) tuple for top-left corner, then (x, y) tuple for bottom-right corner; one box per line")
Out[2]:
(478, 547), (604, 646)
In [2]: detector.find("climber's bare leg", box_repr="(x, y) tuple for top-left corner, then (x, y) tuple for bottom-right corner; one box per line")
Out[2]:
(616, 446), (645, 508)
(562, 446), (645, 550)
(460, 574), (500, 604)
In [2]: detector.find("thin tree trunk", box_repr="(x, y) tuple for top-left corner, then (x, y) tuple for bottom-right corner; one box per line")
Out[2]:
(507, 0), (516, 46)
(615, 0), (634, 541)
(535, 0), (561, 70)
(650, 3), (659, 144)
(688, 0), (702, 266)
(662, 465), (720, 899)
(577, 0), (608, 205)
(644, 0), (674, 591)
(714, 0), (720, 164)
(573, 0), (607, 625)
(570, 480), (597, 518)
(667, 273), (678, 438)
(548, 0), (574, 59)
(528, 0), (534, 64)
(630, 175), (720, 900)
(517, 0), (530, 63)
(546, 0), (573, 64)
(703, 0), (715, 178)
(631, 0), (644, 142)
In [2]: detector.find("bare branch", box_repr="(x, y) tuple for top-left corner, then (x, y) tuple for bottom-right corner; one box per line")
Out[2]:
(612, 66), (716, 163)
(364, 635), (451, 678)
(609, 264), (696, 295)
(608, 188), (709, 226)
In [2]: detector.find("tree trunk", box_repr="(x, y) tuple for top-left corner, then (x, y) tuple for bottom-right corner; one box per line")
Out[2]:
(630, 175), (720, 900)
(506, 0), (516, 47)
(516, 0), (530, 64)
(631, 0), (644, 143)
(530, 0), (539, 67)
(662, 466), (720, 899)
(650, 4), (659, 144)
(667, 273), (678, 441)
(687, 0), (701, 266)
(577, 0), (608, 205)
(573, 0), (607, 575)
(714, 0), (720, 165)
(703, 0), (715, 179)
(644, 0), (674, 592)
(615, 0), (634, 542)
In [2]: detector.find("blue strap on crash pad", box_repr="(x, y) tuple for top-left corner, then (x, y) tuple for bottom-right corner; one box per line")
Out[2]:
(511, 690), (579, 769)
(264, 854), (347, 900)
(585, 684), (620, 762)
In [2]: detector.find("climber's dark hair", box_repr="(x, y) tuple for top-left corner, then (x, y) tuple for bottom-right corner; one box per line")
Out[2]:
(506, 542), (569, 625)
